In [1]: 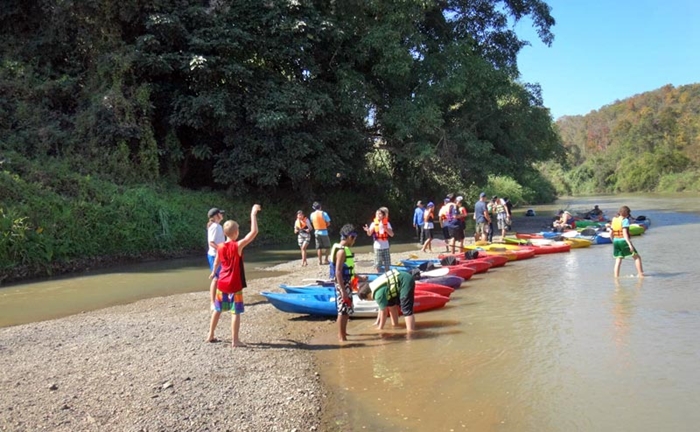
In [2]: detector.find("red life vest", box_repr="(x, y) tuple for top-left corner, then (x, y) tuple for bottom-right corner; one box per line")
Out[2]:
(216, 241), (246, 293)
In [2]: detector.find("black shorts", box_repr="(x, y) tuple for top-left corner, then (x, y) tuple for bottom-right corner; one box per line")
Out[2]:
(386, 278), (416, 316)
(442, 226), (450, 240)
(448, 226), (464, 241)
(423, 228), (433, 239)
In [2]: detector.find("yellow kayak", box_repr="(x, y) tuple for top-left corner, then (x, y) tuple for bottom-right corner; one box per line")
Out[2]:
(563, 237), (592, 248)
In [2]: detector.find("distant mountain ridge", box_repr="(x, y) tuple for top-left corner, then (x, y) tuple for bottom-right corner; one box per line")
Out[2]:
(545, 83), (700, 194)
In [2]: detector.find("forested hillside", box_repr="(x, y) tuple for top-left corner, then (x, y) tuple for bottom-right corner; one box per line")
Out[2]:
(543, 83), (700, 195)
(1, 0), (563, 282)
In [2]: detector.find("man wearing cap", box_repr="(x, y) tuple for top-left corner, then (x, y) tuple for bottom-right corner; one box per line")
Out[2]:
(412, 201), (425, 245)
(207, 207), (226, 310)
(310, 201), (332, 265)
(473, 193), (490, 242)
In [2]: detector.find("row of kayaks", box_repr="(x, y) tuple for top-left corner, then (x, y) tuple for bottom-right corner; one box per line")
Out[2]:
(261, 216), (651, 317)
(261, 253), (512, 318)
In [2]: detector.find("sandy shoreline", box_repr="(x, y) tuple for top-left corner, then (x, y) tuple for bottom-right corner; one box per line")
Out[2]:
(0, 215), (552, 432)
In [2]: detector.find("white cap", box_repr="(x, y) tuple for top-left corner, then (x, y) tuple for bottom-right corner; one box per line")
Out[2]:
(456, 196), (463, 202)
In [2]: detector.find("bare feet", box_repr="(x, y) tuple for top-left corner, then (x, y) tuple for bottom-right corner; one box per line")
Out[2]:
(232, 341), (247, 348)
(206, 337), (220, 343)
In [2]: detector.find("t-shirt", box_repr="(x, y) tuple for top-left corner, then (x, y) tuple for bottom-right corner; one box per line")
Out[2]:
(216, 241), (247, 293)
(474, 201), (488, 223)
(207, 223), (225, 256)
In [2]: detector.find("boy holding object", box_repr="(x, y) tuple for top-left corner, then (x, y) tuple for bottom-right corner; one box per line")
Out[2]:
(207, 204), (261, 347)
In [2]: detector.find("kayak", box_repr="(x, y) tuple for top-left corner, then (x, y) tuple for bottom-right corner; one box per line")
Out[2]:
(529, 241), (571, 254)
(465, 244), (537, 260)
(433, 254), (509, 268)
(563, 237), (592, 248)
(392, 264), (475, 280)
(261, 291), (450, 317)
(280, 283), (455, 298)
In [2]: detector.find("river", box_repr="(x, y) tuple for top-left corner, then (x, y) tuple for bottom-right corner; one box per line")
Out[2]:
(312, 194), (700, 431)
(2, 194), (699, 431)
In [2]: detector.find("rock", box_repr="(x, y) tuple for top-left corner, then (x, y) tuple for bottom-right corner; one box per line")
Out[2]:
(162, 381), (173, 390)
(48, 383), (58, 391)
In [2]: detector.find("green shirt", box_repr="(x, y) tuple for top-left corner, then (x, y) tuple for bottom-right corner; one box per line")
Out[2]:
(372, 271), (413, 310)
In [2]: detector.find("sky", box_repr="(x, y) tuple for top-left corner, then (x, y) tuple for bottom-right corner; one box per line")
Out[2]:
(514, 0), (700, 119)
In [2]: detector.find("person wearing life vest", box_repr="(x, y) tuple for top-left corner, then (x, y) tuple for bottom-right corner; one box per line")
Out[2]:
(358, 268), (417, 333)
(438, 197), (452, 252)
(294, 210), (312, 267)
(448, 195), (467, 253)
(610, 205), (644, 278)
(420, 202), (435, 253)
(310, 201), (332, 265)
(331, 224), (366, 342)
(493, 196), (510, 241)
(363, 207), (394, 273)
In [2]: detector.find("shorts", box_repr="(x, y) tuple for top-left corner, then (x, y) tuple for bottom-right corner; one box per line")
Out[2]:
(386, 279), (415, 316)
(374, 248), (391, 271)
(297, 232), (310, 247)
(423, 228), (433, 240)
(335, 281), (354, 316)
(497, 218), (508, 230)
(613, 239), (639, 259)
(315, 234), (331, 250)
(207, 255), (220, 278)
(448, 226), (464, 241)
(476, 222), (490, 236)
(214, 290), (244, 314)
(442, 226), (451, 240)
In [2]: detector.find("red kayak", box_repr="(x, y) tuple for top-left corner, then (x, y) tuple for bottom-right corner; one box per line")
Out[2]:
(460, 260), (491, 274)
(409, 291), (450, 314)
(414, 283), (455, 298)
(445, 265), (475, 280)
(475, 255), (508, 268)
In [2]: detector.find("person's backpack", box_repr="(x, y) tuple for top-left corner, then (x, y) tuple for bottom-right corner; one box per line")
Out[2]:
(439, 256), (458, 266)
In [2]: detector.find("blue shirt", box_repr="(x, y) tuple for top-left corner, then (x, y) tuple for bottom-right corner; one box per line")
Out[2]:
(474, 201), (488, 223)
(413, 207), (425, 226)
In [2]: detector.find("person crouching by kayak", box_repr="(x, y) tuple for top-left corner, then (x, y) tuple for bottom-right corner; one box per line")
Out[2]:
(358, 269), (417, 333)
(330, 224), (365, 342)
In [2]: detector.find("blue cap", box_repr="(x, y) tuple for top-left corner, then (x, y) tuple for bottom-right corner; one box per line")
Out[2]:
(427, 202), (434, 207)
(443, 198), (450, 203)
(479, 192), (486, 198)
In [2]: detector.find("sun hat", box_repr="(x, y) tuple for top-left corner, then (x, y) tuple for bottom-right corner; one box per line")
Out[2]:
(443, 198), (451, 203)
(208, 208), (225, 218)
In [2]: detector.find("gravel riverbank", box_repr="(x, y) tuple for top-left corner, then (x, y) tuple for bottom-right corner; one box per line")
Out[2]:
(0, 215), (552, 432)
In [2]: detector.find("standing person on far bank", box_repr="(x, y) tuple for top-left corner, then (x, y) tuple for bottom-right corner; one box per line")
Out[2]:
(421, 202), (435, 253)
(310, 202), (331, 265)
(207, 208), (226, 312)
(473, 193), (490, 242)
(413, 201), (425, 245)
(610, 205), (645, 278)
(438, 197), (452, 252)
(364, 207), (394, 273)
(294, 210), (312, 266)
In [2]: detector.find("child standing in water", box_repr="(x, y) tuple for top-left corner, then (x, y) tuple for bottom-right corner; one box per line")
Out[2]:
(610, 205), (644, 278)
(207, 204), (261, 346)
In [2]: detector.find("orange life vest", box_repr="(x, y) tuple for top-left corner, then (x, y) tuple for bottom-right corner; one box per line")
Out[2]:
(295, 218), (308, 231)
(311, 211), (327, 230)
(372, 218), (389, 241)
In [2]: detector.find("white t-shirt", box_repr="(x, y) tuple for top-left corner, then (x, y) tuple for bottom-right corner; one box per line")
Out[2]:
(207, 223), (225, 256)
(373, 222), (392, 250)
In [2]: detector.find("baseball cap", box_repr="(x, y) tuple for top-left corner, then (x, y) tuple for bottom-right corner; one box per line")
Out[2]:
(416, 200), (423, 206)
(479, 192), (486, 198)
(456, 196), (463, 202)
(312, 201), (321, 210)
(427, 202), (434, 207)
(443, 198), (451, 203)
(207, 208), (225, 218)
(492, 195), (498, 200)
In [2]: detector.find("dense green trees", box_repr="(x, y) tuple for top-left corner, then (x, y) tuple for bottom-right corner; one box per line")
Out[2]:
(1, 0), (563, 281)
(549, 84), (700, 194)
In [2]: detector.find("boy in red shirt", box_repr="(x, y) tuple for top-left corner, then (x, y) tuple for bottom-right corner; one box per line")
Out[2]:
(207, 204), (261, 347)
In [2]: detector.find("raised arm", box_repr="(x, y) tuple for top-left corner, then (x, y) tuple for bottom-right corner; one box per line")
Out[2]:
(237, 204), (261, 253)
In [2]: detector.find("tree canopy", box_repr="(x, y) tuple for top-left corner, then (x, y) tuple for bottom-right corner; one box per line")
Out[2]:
(1, 0), (561, 201)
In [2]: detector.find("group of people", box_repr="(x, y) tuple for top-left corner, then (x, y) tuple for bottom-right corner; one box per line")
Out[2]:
(203, 198), (644, 346)
(412, 193), (513, 252)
